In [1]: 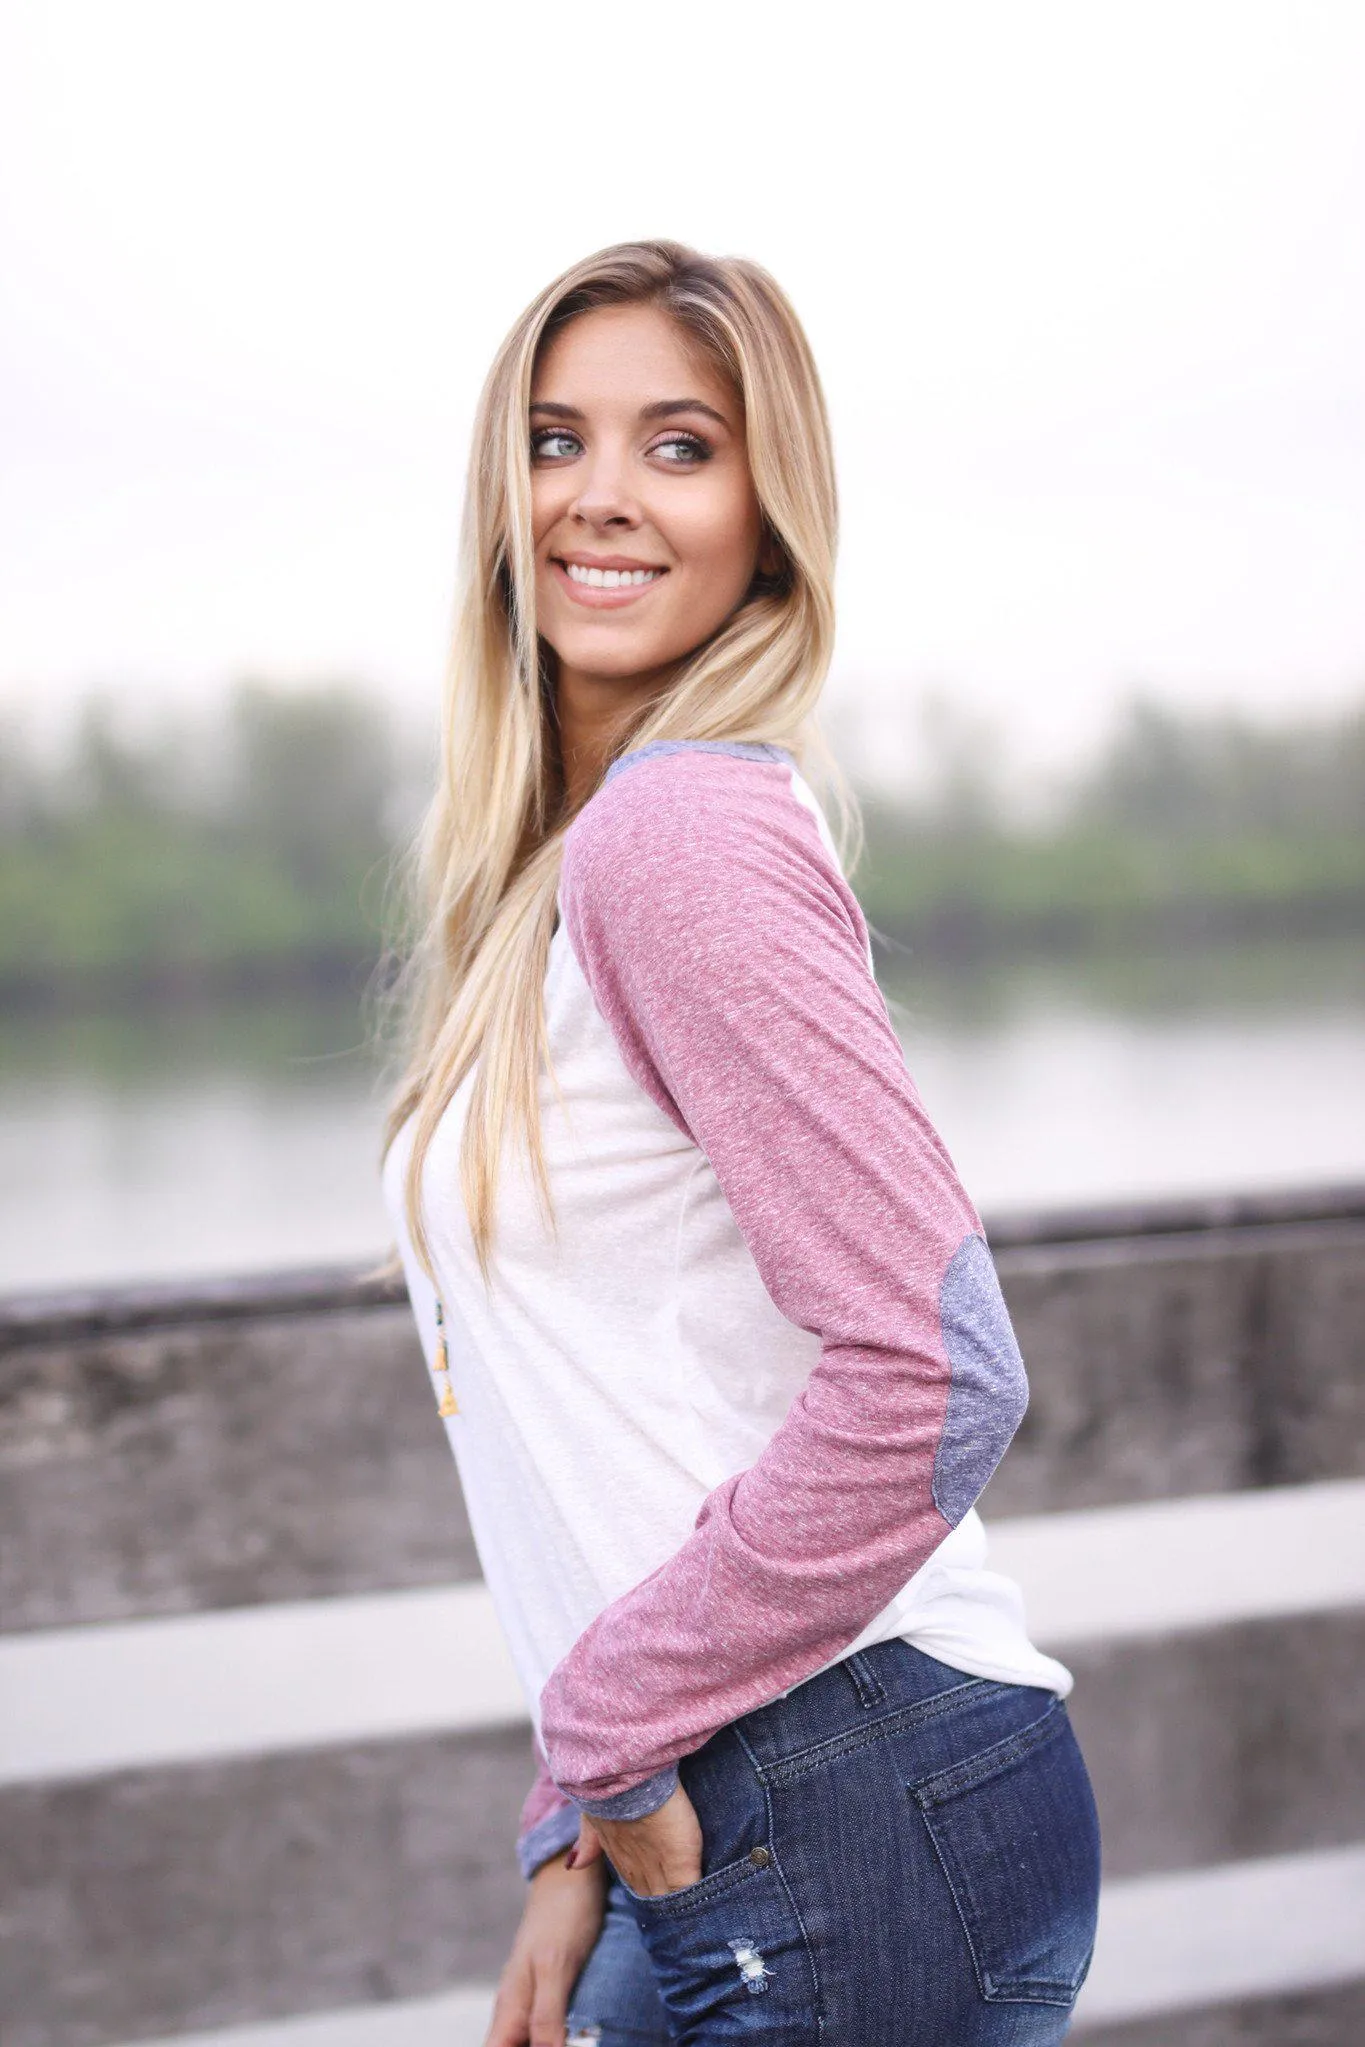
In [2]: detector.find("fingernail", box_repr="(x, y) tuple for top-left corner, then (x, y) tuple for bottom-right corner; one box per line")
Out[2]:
(564, 1847), (579, 1868)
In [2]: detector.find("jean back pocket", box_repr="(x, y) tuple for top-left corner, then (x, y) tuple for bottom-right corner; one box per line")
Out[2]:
(910, 1698), (1100, 2007)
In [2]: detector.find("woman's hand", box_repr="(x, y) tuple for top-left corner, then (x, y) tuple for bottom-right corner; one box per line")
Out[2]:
(484, 1848), (606, 2047)
(571, 1781), (704, 1898)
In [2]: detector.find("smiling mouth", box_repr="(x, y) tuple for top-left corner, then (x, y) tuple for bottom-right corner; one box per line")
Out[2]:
(551, 557), (669, 608)
(560, 561), (665, 589)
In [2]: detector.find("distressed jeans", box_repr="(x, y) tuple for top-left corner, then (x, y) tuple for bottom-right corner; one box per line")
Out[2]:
(566, 1637), (1101, 2045)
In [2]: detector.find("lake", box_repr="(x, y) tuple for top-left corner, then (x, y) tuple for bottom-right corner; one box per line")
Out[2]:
(2, 936), (1363, 1293)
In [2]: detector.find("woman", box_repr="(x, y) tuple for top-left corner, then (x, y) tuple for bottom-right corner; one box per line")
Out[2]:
(382, 240), (1101, 2047)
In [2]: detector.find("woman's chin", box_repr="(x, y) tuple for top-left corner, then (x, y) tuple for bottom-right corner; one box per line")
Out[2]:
(546, 632), (682, 686)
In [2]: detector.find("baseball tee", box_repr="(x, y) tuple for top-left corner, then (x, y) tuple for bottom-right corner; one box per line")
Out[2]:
(382, 739), (1072, 1880)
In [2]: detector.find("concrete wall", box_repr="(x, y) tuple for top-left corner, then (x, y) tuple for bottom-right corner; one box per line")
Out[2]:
(3, 1185), (1363, 2047)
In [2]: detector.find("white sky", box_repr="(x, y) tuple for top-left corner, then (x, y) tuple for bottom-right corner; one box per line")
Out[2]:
(1, 0), (1362, 784)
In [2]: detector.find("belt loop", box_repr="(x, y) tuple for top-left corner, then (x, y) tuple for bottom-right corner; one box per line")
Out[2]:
(844, 1649), (886, 1709)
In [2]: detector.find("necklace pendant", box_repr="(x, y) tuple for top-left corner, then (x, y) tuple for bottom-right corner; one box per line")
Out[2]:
(432, 1299), (457, 1414)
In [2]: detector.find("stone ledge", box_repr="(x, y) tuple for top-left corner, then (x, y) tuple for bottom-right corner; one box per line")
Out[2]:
(3, 1182), (1362, 1349)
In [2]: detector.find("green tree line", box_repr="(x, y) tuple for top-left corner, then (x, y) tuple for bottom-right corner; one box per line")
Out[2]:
(857, 694), (1365, 952)
(0, 685), (401, 999)
(1, 684), (1361, 1004)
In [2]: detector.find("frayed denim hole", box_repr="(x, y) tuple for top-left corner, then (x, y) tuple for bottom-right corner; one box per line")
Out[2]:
(727, 1937), (774, 1994)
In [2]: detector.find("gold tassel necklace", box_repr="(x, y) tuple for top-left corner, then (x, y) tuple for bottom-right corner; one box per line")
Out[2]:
(432, 1297), (459, 1418)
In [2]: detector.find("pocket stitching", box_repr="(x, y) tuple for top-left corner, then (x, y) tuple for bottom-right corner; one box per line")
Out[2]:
(624, 1837), (828, 2031)
(918, 1803), (1087, 2007)
(762, 1677), (994, 1790)
(620, 1852), (763, 1918)
(911, 1703), (1090, 2006)
(735, 1725), (829, 2037)
(911, 1694), (1065, 1808)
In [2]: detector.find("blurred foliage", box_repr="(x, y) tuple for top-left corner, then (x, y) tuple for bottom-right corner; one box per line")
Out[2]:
(857, 694), (1365, 955)
(0, 683), (1362, 1004)
(0, 683), (401, 997)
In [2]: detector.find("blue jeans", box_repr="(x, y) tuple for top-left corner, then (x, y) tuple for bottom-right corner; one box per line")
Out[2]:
(566, 1638), (1101, 2044)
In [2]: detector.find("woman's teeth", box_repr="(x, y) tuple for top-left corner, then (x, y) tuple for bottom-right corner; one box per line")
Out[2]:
(564, 563), (663, 588)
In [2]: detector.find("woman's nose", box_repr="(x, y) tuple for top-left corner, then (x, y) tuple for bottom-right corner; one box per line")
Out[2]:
(569, 448), (641, 528)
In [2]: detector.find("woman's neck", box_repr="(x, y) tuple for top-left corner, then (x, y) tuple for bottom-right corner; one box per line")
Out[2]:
(553, 661), (676, 813)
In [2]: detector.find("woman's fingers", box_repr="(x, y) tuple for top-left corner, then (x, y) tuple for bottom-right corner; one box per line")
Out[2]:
(592, 1782), (705, 1897)
(486, 1967), (567, 2047)
(528, 1972), (571, 2047)
(483, 1971), (532, 2046)
(484, 1849), (607, 2047)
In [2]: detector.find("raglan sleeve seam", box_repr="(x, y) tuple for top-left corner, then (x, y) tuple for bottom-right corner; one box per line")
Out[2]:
(542, 757), (1027, 1810)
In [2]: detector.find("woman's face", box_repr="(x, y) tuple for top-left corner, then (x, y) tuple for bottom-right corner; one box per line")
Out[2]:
(529, 303), (768, 694)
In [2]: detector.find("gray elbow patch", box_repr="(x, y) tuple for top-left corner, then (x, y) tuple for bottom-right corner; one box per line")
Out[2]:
(931, 1232), (1029, 1526)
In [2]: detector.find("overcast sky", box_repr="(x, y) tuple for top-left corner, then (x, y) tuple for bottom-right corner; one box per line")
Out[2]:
(1, 0), (1362, 783)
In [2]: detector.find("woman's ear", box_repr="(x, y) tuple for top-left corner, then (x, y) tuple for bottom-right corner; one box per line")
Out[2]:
(757, 520), (785, 579)
(751, 521), (790, 596)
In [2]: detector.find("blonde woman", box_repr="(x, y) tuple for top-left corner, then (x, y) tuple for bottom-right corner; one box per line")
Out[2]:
(383, 241), (1101, 2047)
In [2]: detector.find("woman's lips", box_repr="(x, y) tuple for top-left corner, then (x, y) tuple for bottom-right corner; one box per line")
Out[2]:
(551, 559), (669, 609)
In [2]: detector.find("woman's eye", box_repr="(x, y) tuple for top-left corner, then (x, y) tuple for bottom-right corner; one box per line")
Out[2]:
(650, 433), (711, 466)
(531, 430), (581, 460)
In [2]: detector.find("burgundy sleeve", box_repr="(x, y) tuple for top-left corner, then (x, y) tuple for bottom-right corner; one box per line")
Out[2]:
(541, 752), (1028, 1819)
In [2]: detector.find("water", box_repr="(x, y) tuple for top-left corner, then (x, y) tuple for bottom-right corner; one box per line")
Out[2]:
(2, 938), (1362, 1294)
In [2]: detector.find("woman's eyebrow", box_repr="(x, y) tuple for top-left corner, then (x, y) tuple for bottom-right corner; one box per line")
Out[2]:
(527, 397), (732, 428)
(639, 398), (731, 427)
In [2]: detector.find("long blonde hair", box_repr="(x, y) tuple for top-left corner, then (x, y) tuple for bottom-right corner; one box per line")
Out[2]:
(387, 239), (849, 1275)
